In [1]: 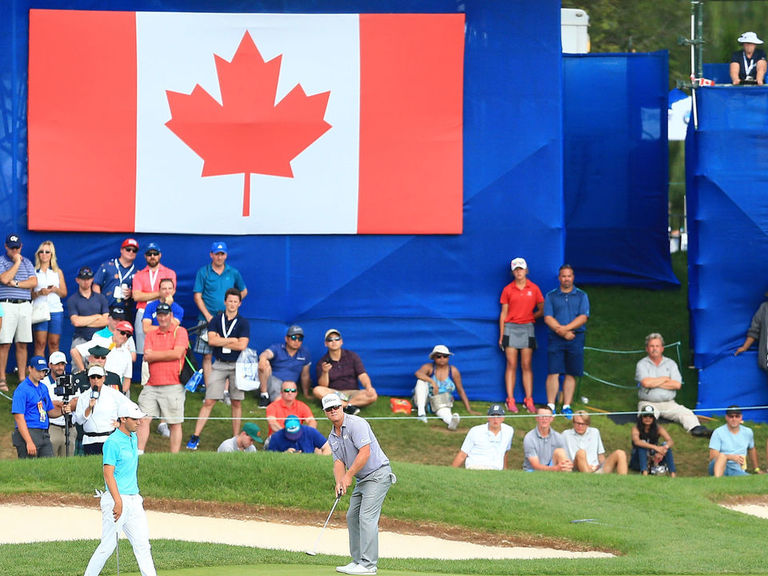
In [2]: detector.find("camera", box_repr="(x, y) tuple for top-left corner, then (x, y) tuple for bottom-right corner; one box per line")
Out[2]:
(53, 373), (88, 401)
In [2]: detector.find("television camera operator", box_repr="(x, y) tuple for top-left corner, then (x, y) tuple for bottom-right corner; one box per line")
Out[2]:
(42, 351), (83, 457)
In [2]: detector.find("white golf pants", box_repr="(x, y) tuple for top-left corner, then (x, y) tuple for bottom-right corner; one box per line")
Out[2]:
(84, 492), (157, 576)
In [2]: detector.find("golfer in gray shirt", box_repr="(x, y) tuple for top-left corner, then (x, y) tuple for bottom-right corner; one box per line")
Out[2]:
(323, 393), (394, 575)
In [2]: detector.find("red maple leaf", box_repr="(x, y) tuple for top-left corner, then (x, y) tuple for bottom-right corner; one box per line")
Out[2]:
(165, 31), (332, 217)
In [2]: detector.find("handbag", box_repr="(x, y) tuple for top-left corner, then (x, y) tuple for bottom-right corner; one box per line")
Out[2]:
(235, 347), (260, 391)
(31, 298), (51, 324)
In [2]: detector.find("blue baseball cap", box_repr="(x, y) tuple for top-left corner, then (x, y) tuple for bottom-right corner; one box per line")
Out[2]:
(29, 356), (48, 372)
(145, 242), (161, 254)
(284, 415), (302, 440)
(210, 241), (228, 254)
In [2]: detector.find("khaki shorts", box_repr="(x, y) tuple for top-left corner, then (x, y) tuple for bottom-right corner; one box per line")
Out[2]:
(138, 384), (185, 424)
(206, 361), (245, 401)
(0, 301), (33, 344)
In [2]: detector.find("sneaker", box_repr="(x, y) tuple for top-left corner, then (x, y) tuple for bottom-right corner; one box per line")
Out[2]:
(523, 397), (535, 413)
(222, 390), (231, 406)
(336, 562), (358, 574)
(157, 422), (170, 438)
(448, 413), (460, 431)
(561, 406), (573, 420)
(344, 404), (361, 415)
(505, 397), (519, 413)
(345, 565), (377, 575)
(186, 435), (200, 450)
(258, 393), (270, 408)
(416, 414), (428, 423)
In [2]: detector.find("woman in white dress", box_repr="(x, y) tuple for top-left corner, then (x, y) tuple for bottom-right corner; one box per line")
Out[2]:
(32, 240), (68, 356)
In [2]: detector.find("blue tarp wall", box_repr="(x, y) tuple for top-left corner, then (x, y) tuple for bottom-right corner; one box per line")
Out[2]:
(0, 0), (564, 403)
(688, 87), (768, 421)
(563, 52), (678, 287)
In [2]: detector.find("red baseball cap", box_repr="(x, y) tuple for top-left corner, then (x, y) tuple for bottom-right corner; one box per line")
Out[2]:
(121, 238), (139, 250)
(116, 321), (134, 334)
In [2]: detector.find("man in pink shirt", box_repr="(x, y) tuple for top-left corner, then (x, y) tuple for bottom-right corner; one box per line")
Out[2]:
(132, 242), (176, 354)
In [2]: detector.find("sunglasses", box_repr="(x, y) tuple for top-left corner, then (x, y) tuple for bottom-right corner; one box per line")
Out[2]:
(326, 336), (341, 342)
(726, 413), (742, 418)
(146, 251), (160, 257)
(282, 388), (297, 393)
(433, 354), (450, 359)
(91, 355), (107, 360)
(324, 405), (342, 412)
(38, 249), (51, 254)
(123, 247), (138, 253)
(289, 334), (304, 341)
(118, 330), (132, 336)
(88, 374), (104, 380)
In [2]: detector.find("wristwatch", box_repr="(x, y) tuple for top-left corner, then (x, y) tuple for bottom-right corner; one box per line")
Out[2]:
(13, 280), (18, 287)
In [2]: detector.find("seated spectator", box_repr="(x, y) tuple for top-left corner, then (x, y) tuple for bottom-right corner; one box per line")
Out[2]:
(313, 329), (377, 415)
(414, 344), (479, 430)
(68, 266), (109, 350)
(265, 381), (317, 436)
(72, 344), (124, 392)
(630, 405), (676, 477)
(451, 403), (513, 470)
(636, 333), (711, 437)
(257, 324), (312, 406)
(709, 405), (761, 477)
(32, 240), (67, 357)
(94, 306), (137, 362)
(217, 422), (263, 453)
(72, 322), (134, 394)
(522, 405), (573, 472)
(562, 411), (627, 475)
(267, 415), (331, 454)
(142, 278), (183, 333)
(730, 31), (766, 85)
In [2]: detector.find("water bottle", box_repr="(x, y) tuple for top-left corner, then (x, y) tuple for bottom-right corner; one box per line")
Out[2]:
(185, 369), (203, 393)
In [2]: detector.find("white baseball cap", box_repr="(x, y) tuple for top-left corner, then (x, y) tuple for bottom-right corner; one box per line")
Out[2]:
(49, 351), (67, 365)
(87, 365), (106, 377)
(738, 31), (763, 44)
(322, 393), (343, 411)
(118, 402), (146, 419)
(510, 257), (528, 271)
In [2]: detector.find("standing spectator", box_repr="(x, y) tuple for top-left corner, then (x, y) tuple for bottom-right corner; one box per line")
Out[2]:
(41, 351), (79, 457)
(265, 381), (317, 436)
(636, 333), (711, 437)
(192, 241), (247, 393)
(74, 365), (132, 455)
(257, 324), (312, 406)
(413, 344), (479, 430)
(734, 291), (768, 377)
(324, 393), (395, 576)
(451, 403), (514, 470)
(314, 329), (377, 415)
(522, 406), (573, 472)
(730, 31), (766, 85)
(499, 257), (544, 414)
(137, 303), (188, 453)
(268, 414), (330, 454)
(708, 405), (761, 477)
(217, 422), (264, 453)
(83, 402), (158, 576)
(187, 288), (249, 450)
(67, 266), (109, 350)
(630, 405), (676, 477)
(543, 264), (589, 419)
(132, 242), (176, 354)
(11, 356), (69, 458)
(93, 237), (139, 322)
(0, 233), (37, 391)
(562, 411), (627, 474)
(31, 240), (67, 357)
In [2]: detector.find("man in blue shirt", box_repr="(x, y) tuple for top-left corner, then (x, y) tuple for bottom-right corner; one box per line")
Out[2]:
(192, 241), (247, 391)
(93, 238), (139, 322)
(543, 265), (589, 419)
(187, 288), (250, 450)
(709, 405), (760, 477)
(268, 414), (330, 454)
(257, 324), (312, 406)
(0, 233), (37, 392)
(84, 402), (157, 576)
(67, 266), (109, 349)
(11, 355), (69, 458)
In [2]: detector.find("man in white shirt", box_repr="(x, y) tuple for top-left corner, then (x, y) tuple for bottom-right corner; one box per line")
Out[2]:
(74, 365), (131, 455)
(72, 321), (134, 394)
(451, 404), (514, 470)
(42, 351), (79, 456)
(562, 411), (627, 474)
(217, 422), (263, 453)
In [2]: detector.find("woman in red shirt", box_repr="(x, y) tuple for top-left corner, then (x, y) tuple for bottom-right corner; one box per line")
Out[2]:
(498, 257), (544, 413)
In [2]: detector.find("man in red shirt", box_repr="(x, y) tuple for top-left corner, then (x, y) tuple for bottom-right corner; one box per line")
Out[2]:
(265, 381), (317, 436)
(137, 303), (188, 453)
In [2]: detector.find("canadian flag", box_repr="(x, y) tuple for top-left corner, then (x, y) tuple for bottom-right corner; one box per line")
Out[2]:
(28, 10), (464, 235)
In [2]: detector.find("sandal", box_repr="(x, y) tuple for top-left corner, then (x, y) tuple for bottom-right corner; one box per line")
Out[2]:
(0, 380), (7, 392)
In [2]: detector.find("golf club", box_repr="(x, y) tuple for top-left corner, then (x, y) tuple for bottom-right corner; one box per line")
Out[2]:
(115, 523), (120, 576)
(306, 492), (342, 556)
